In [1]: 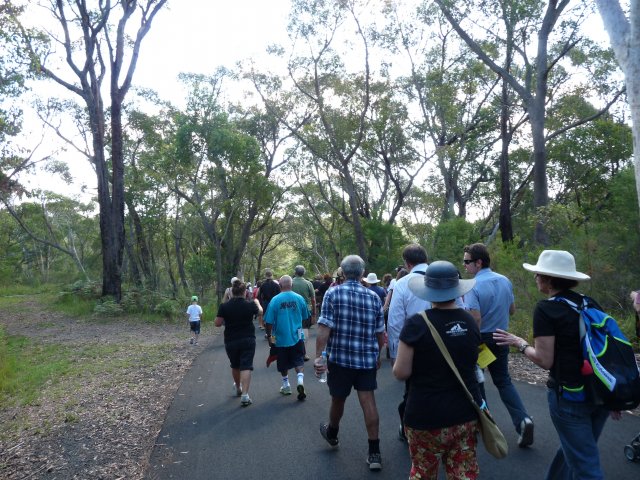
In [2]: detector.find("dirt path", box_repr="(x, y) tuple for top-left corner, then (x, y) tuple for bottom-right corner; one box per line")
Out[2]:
(0, 297), (216, 480)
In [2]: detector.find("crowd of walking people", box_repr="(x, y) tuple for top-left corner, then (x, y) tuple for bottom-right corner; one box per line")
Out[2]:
(199, 243), (631, 479)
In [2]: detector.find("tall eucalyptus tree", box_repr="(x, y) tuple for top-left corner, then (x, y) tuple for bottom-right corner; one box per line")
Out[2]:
(15, 0), (168, 300)
(596, 0), (640, 217)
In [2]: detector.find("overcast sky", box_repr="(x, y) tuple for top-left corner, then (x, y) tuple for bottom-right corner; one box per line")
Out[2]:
(134, 0), (291, 104)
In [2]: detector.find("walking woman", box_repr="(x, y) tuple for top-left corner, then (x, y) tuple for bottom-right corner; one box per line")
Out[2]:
(493, 250), (621, 479)
(393, 261), (481, 479)
(215, 280), (263, 407)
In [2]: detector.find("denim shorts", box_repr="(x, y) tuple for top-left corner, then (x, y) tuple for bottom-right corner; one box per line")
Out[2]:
(189, 321), (201, 334)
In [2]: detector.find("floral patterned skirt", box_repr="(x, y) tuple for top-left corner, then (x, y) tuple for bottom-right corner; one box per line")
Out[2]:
(405, 420), (479, 480)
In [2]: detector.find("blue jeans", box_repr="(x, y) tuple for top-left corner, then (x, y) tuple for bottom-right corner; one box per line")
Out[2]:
(480, 335), (530, 432)
(545, 389), (609, 480)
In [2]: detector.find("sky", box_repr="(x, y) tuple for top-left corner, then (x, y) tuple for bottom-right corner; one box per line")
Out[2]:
(134, 0), (292, 105)
(18, 0), (294, 200)
(16, 0), (613, 204)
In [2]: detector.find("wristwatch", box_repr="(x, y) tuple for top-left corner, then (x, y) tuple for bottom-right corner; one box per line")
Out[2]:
(518, 342), (530, 354)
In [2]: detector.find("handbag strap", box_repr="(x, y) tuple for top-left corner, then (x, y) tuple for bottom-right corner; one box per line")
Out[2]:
(419, 311), (481, 413)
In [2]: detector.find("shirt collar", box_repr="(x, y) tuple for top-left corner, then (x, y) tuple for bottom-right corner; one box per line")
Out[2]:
(475, 267), (493, 277)
(410, 263), (428, 274)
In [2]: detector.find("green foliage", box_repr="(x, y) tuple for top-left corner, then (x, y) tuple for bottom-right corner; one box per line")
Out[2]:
(92, 297), (124, 318)
(363, 219), (406, 275)
(185, 255), (215, 297)
(154, 299), (181, 319)
(429, 217), (477, 264)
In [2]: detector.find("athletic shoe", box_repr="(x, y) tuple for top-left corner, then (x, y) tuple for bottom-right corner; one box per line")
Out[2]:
(189, 338), (194, 345)
(319, 423), (339, 447)
(398, 424), (407, 442)
(304, 355), (310, 361)
(297, 384), (306, 401)
(518, 417), (534, 448)
(280, 385), (292, 395)
(240, 395), (252, 407)
(367, 452), (382, 471)
(233, 383), (242, 397)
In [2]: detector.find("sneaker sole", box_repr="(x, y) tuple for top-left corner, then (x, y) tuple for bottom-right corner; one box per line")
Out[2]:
(280, 389), (291, 396)
(368, 461), (382, 471)
(297, 385), (306, 401)
(518, 420), (534, 448)
(241, 401), (252, 407)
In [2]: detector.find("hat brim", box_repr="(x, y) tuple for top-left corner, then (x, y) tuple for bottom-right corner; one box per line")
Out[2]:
(408, 275), (476, 303)
(522, 263), (590, 281)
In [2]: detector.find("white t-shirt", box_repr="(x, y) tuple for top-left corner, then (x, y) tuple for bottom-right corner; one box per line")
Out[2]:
(187, 304), (203, 322)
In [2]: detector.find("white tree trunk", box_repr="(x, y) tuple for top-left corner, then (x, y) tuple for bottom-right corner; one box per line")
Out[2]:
(596, 0), (640, 211)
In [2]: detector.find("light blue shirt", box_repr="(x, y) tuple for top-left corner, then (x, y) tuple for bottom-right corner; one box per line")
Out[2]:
(264, 290), (307, 347)
(465, 268), (514, 333)
(387, 264), (430, 359)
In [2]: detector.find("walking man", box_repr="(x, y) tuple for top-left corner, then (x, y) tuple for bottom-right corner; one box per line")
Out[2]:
(291, 265), (316, 360)
(387, 244), (430, 441)
(264, 275), (309, 401)
(258, 268), (281, 337)
(463, 242), (534, 447)
(314, 255), (386, 471)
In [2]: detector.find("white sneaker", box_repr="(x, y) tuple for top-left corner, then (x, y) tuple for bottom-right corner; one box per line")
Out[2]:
(240, 394), (252, 407)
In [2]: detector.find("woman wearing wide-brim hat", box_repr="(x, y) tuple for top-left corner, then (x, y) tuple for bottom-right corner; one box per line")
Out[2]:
(393, 260), (483, 479)
(493, 250), (621, 480)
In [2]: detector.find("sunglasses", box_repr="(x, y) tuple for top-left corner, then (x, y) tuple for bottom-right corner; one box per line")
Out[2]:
(463, 259), (475, 265)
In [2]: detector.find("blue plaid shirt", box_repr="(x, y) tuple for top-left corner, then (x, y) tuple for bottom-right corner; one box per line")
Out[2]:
(318, 280), (385, 369)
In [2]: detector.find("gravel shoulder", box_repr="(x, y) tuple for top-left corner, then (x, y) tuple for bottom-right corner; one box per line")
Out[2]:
(0, 297), (218, 480)
(0, 298), (636, 479)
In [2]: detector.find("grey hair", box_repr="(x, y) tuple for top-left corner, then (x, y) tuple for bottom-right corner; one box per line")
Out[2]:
(279, 275), (293, 289)
(340, 255), (365, 280)
(294, 265), (305, 276)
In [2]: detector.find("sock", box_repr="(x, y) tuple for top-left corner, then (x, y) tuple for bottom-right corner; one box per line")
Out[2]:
(327, 425), (339, 439)
(368, 439), (380, 454)
(297, 372), (304, 385)
(282, 376), (289, 387)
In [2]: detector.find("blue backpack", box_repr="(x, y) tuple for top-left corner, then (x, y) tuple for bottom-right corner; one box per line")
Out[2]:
(553, 295), (640, 411)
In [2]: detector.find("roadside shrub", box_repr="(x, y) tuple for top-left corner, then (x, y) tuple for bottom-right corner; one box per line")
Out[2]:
(93, 297), (123, 317)
(154, 299), (181, 319)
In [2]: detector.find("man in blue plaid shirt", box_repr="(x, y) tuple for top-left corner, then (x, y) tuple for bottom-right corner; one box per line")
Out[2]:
(314, 255), (386, 472)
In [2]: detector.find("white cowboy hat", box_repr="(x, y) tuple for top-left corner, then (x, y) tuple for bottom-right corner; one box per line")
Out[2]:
(365, 272), (380, 284)
(409, 261), (475, 302)
(522, 250), (590, 281)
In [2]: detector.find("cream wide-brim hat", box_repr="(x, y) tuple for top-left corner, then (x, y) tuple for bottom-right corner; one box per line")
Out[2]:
(365, 273), (380, 284)
(522, 250), (590, 281)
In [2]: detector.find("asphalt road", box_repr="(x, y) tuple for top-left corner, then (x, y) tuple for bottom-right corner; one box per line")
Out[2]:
(145, 327), (640, 479)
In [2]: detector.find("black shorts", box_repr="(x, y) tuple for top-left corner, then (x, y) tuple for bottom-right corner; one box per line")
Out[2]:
(225, 337), (256, 371)
(276, 340), (305, 373)
(327, 361), (377, 398)
(189, 321), (201, 334)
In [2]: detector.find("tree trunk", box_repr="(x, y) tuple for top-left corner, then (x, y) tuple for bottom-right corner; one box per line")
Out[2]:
(499, 78), (513, 242)
(528, 100), (550, 245)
